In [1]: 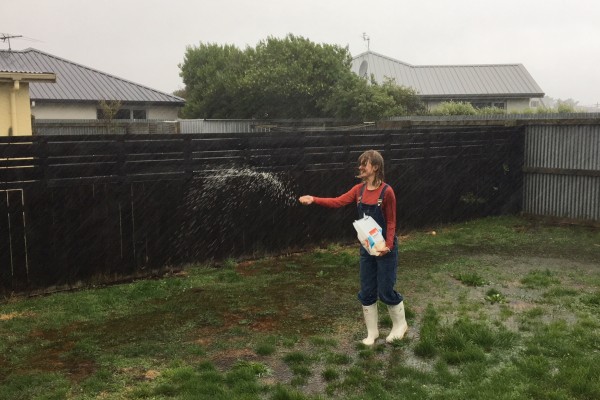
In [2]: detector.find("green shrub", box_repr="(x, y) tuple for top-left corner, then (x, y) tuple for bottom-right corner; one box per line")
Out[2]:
(477, 106), (506, 115)
(557, 102), (577, 113)
(512, 104), (580, 114)
(430, 101), (477, 116)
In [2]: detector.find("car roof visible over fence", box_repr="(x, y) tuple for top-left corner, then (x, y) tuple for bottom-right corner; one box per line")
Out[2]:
(352, 51), (545, 99)
(0, 48), (185, 105)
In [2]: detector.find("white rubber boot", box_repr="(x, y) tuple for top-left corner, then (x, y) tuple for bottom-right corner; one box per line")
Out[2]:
(386, 302), (408, 343)
(361, 304), (379, 345)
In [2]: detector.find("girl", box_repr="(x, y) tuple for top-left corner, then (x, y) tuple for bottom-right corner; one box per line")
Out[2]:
(299, 150), (407, 344)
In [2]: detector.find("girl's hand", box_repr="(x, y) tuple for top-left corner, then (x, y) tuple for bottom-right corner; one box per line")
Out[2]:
(375, 242), (390, 256)
(299, 195), (314, 205)
(377, 247), (390, 256)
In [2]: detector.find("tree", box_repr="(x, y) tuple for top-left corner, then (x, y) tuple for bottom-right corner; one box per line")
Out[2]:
(323, 76), (426, 120)
(172, 88), (187, 100)
(98, 100), (123, 133)
(240, 35), (355, 119)
(323, 74), (392, 120)
(179, 43), (247, 118)
(556, 99), (578, 113)
(179, 34), (424, 120)
(377, 78), (427, 117)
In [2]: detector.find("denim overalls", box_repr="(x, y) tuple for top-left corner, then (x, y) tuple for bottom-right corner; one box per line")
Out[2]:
(357, 183), (403, 307)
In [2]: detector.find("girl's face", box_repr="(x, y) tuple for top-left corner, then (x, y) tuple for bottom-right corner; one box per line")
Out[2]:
(358, 160), (377, 180)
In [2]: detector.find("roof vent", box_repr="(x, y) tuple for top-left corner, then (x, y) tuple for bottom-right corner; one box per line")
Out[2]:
(358, 60), (368, 78)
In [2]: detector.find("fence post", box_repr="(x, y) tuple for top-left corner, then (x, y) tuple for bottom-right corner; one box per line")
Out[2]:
(37, 136), (48, 186)
(241, 135), (252, 167)
(384, 129), (392, 158)
(117, 135), (125, 181)
(184, 135), (192, 179)
(343, 131), (352, 169)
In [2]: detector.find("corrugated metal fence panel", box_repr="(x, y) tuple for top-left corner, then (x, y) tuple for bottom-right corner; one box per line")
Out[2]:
(524, 124), (600, 221)
(525, 125), (600, 170)
(180, 119), (271, 134)
(524, 174), (600, 221)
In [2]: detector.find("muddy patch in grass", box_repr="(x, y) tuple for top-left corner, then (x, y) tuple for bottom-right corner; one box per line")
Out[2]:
(21, 324), (97, 383)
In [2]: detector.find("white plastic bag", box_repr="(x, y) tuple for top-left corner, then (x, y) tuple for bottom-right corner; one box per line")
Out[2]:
(353, 216), (386, 256)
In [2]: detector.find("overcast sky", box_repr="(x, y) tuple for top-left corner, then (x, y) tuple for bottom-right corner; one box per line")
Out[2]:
(3, 0), (599, 106)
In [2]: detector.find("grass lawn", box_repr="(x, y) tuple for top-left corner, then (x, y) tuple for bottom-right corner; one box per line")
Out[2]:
(0, 215), (599, 399)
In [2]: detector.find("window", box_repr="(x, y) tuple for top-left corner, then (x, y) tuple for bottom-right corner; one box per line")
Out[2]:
(115, 109), (131, 119)
(97, 108), (147, 120)
(470, 101), (505, 110)
(132, 110), (147, 119)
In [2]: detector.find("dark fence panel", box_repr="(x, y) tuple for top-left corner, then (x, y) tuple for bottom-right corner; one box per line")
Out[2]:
(0, 126), (524, 294)
(0, 190), (29, 290)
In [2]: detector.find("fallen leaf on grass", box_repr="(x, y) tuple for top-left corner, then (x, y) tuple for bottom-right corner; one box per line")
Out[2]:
(144, 370), (161, 380)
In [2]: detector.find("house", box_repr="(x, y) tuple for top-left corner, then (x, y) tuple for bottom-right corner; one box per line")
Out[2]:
(0, 54), (56, 135)
(351, 51), (544, 112)
(0, 48), (185, 121)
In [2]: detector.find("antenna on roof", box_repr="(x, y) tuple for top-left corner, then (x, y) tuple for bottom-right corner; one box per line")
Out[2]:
(1, 33), (23, 51)
(362, 32), (370, 51)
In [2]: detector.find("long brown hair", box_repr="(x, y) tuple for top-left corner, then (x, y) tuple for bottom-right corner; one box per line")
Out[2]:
(357, 150), (385, 185)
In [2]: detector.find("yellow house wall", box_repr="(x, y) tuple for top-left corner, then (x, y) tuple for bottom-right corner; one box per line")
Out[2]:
(0, 81), (33, 136)
(0, 82), (13, 135)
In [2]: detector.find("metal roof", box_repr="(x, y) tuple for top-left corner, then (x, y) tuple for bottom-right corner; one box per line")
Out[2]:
(0, 48), (185, 105)
(352, 51), (544, 99)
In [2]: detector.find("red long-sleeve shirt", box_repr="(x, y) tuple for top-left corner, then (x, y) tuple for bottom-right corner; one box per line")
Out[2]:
(313, 183), (397, 249)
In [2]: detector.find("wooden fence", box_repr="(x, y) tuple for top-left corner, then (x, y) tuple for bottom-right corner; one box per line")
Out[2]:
(0, 126), (524, 293)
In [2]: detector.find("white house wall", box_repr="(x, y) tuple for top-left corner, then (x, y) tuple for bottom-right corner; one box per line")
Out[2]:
(32, 103), (97, 119)
(32, 103), (180, 120)
(506, 99), (531, 112)
(147, 106), (179, 120)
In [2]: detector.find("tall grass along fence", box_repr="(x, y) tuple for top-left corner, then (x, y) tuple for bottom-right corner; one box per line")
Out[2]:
(1, 126), (523, 294)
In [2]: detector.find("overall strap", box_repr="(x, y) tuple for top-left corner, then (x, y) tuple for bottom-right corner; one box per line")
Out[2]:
(377, 184), (389, 207)
(357, 183), (367, 204)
